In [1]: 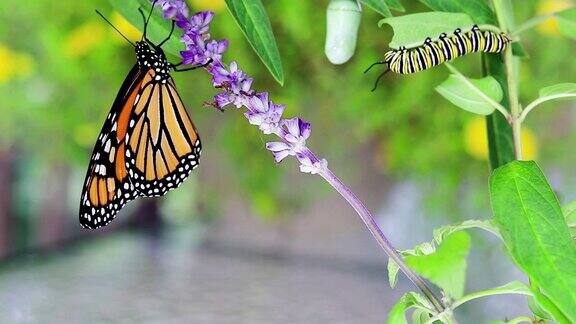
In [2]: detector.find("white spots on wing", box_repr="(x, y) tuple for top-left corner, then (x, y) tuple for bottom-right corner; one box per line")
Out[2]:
(109, 146), (116, 163)
(104, 139), (111, 153)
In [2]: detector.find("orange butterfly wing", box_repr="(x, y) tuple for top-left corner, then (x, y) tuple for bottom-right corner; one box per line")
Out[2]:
(79, 65), (146, 229)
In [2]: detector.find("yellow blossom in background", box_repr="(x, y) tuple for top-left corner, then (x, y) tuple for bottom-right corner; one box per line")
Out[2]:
(0, 44), (34, 84)
(464, 117), (539, 161)
(520, 127), (539, 160)
(111, 12), (142, 43)
(537, 0), (574, 35)
(65, 21), (106, 57)
(191, 0), (226, 12)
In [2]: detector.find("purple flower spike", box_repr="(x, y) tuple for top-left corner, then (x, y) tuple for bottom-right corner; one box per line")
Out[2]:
(153, 0), (325, 174)
(157, 0), (189, 20)
(177, 11), (215, 34)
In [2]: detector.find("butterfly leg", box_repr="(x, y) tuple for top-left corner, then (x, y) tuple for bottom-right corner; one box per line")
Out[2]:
(171, 59), (213, 72)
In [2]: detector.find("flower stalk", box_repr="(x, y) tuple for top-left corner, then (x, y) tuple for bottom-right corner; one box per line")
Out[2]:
(153, 0), (446, 313)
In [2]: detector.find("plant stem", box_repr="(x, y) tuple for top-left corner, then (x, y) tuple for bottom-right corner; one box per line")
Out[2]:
(519, 93), (576, 123)
(318, 167), (446, 313)
(512, 13), (556, 37)
(493, 0), (523, 160)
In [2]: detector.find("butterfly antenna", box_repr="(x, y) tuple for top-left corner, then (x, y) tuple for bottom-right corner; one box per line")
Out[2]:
(364, 61), (386, 74)
(371, 69), (390, 92)
(95, 10), (135, 47)
(141, 0), (159, 41)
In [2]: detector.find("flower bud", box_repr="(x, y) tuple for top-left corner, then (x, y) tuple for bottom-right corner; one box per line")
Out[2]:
(325, 0), (362, 65)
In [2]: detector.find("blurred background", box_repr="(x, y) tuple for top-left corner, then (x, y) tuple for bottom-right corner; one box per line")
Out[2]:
(0, 0), (575, 322)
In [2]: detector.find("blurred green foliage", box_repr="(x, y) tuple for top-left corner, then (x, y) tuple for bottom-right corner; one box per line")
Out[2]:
(0, 0), (575, 227)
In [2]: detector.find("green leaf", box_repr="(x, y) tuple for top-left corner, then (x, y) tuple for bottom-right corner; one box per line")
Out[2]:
(387, 242), (435, 288)
(562, 200), (576, 238)
(490, 161), (576, 322)
(406, 232), (471, 299)
(563, 200), (576, 227)
(360, 0), (392, 17)
(384, 0), (405, 12)
(453, 281), (532, 309)
(387, 257), (400, 288)
(387, 292), (435, 324)
(436, 74), (503, 115)
(419, 0), (497, 25)
(109, 0), (184, 57)
(539, 83), (576, 97)
(433, 219), (500, 245)
(530, 281), (570, 323)
(411, 309), (432, 324)
(225, 0), (284, 85)
(557, 8), (576, 39)
(378, 12), (474, 49)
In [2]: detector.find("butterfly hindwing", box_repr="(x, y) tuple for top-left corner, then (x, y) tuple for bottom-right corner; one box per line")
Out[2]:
(79, 65), (146, 229)
(124, 70), (201, 197)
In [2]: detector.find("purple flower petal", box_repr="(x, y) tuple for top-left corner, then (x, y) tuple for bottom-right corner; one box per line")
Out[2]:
(266, 142), (293, 162)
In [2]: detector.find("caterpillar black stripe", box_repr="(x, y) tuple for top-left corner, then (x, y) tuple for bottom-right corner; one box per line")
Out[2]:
(366, 25), (512, 91)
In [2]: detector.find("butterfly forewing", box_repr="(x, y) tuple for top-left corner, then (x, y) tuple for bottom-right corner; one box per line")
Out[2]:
(79, 65), (145, 229)
(124, 70), (201, 197)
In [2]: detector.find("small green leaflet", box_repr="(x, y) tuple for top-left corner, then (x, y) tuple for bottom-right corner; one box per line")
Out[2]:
(557, 8), (576, 39)
(387, 292), (435, 324)
(539, 83), (576, 97)
(436, 75), (503, 115)
(418, 0), (497, 25)
(379, 12), (474, 49)
(405, 231), (471, 300)
(360, 0), (392, 17)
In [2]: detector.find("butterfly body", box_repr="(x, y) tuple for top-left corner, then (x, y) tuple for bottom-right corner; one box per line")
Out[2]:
(79, 35), (201, 229)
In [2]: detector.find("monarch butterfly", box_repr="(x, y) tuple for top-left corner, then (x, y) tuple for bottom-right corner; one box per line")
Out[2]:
(79, 5), (205, 229)
(366, 25), (512, 90)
